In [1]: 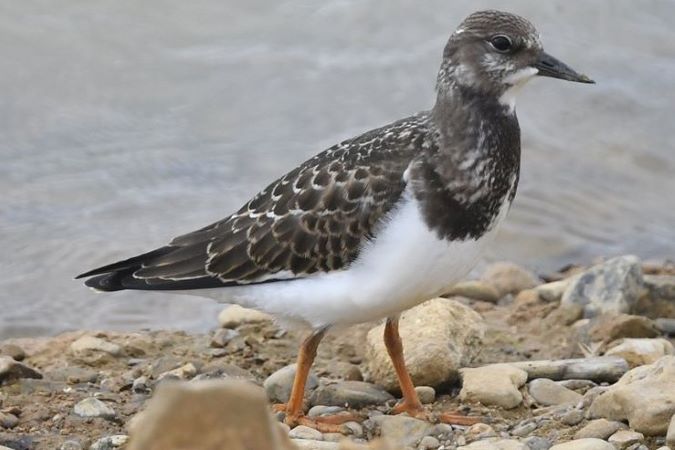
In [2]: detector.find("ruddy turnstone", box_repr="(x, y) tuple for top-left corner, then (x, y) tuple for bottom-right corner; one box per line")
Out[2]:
(77, 10), (593, 429)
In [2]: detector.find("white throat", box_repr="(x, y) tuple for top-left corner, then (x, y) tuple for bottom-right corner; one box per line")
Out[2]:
(499, 67), (539, 113)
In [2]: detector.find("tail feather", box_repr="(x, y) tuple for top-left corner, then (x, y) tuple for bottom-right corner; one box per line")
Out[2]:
(75, 247), (173, 279)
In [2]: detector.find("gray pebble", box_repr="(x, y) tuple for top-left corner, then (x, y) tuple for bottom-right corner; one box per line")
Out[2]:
(0, 412), (19, 429)
(264, 364), (318, 403)
(511, 421), (538, 437)
(309, 381), (394, 409)
(344, 421), (364, 438)
(60, 441), (83, 450)
(289, 425), (324, 441)
(132, 376), (150, 393)
(89, 435), (128, 450)
(524, 436), (553, 450)
(418, 435), (440, 449)
(560, 409), (585, 426)
(415, 386), (436, 404)
(307, 405), (346, 417)
(73, 397), (116, 419)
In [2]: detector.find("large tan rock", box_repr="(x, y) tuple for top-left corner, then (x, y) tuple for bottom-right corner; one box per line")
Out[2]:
(481, 262), (539, 296)
(459, 364), (528, 409)
(605, 338), (674, 367)
(218, 305), (273, 328)
(589, 356), (675, 435)
(126, 379), (295, 450)
(365, 298), (485, 391)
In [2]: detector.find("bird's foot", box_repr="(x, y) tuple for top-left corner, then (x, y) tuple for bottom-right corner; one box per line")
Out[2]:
(438, 410), (485, 426)
(273, 404), (362, 433)
(391, 400), (428, 419)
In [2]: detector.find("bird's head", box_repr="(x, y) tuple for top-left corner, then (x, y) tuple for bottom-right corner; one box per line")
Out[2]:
(438, 10), (593, 110)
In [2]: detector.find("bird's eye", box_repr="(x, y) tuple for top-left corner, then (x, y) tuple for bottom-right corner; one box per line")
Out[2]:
(490, 35), (513, 53)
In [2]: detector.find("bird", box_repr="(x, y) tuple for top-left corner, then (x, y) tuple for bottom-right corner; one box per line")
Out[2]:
(77, 10), (593, 430)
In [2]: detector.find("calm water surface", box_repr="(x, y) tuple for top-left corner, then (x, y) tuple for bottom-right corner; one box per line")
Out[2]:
(1, 0), (674, 338)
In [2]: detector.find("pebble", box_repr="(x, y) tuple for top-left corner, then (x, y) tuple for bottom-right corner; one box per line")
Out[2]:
(608, 430), (644, 449)
(668, 414), (675, 448)
(0, 344), (26, 361)
(292, 440), (339, 450)
(365, 298), (485, 391)
(210, 328), (239, 348)
(0, 412), (19, 429)
(535, 280), (569, 303)
(73, 397), (117, 419)
(549, 438), (614, 450)
(446, 280), (501, 303)
(264, 364), (319, 403)
(415, 386), (436, 404)
(460, 363), (528, 409)
(48, 366), (99, 384)
(217, 305), (272, 328)
(605, 338), (674, 367)
(574, 419), (624, 440)
(523, 436), (552, 450)
(132, 376), (150, 393)
(561, 255), (643, 318)
(466, 423), (497, 441)
(559, 409), (584, 426)
(590, 314), (660, 342)
(70, 336), (122, 356)
(0, 355), (43, 383)
(60, 440), (83, 450)
(557, 379), (596, 392)
(458, 439), (528, 450)
(528, 378), (581, 406)
(372, 415), (434, 447)
(430, 423), (454, 439)
(307, 405), (346, 417)
(655, 318), (675, 336)
(89, 435), (129, 450)
(289, 425), (324, 441)
(157, 362), (198, 381)
(482, 262), (540, 296)
(344, 421), (363, 438)
(511, 422), (538, 437)
(309, 381), (394, 409)
(418, 435), (441, 449)
(589, 356), (675, 435)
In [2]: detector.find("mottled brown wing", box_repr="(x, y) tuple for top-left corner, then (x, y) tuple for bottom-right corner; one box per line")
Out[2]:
(78, 116), (427, 290)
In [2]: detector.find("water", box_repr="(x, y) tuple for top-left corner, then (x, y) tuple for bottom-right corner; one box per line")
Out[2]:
(1, 0), (674, 339)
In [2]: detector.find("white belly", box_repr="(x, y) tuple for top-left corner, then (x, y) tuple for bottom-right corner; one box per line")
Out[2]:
(187, 190), (511, 329)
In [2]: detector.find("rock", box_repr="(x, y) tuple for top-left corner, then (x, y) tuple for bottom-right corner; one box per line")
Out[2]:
(89, 435), (129, 450)
(511, 421), (538, 437)
(574, 419), (624, 440)
(414, 386), (436, 404)
(608, 430), (644, 449)
(605, 338), (674, 367)
(656, 318), (675, 336)
(218, 305), (272, 328)
(73, 397), (116, 419)
(510, 357), (629, 382)
(48, 366), (99, 384)
(264, 364), (319, 404)
(527, 378), (581, 406)
(549, 439), (614, 450)
(482, 262), (540, 296)
(365, 298), (485, 391)
(70, 336), (122, 356)
(589, 356), (675, 435)
(60, 440), (83, 450)
(309, 381), (394, 409)
(465, 422), (497, 441)
(643, 274), (675, 300)
(459, 363), (528, 409)
(126, 379), (295, 450)
(0, 356), (42, 383)
(291, 441), (339, 450)
(535, 280), (570, 303)
(0, 344), (26, 361)
(559, 409), (584, 426)
(446, 280), (501, 303)
(132, 376), (150, 393)
(289, 425), (323, 441)
(210, 328), (240, 348)
(523, 436), (552, 450)
(636, 275), (675, 318)
(590, 314), (660, 342)
(557, 379), (597, 392)
(544, 304), (584, 327)
(157, 363), (198, 381)
(307, 405), (346, 417)
(419, 436), (441, 449)
(561, 255), (643, 318)
(667, 414), (675, 448)
(192, 363), (255, 383)
(458, 440), (527, 450)
(372, 415), (433, 447)
(0, 412), (19, 429)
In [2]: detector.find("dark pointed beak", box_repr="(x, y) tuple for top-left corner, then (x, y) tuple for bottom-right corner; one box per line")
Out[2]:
(534, 51), (595, 84)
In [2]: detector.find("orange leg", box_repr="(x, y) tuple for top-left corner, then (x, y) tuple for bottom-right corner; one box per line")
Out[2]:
(281, 328), (359, 432)
(384, 316), (426, 418)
